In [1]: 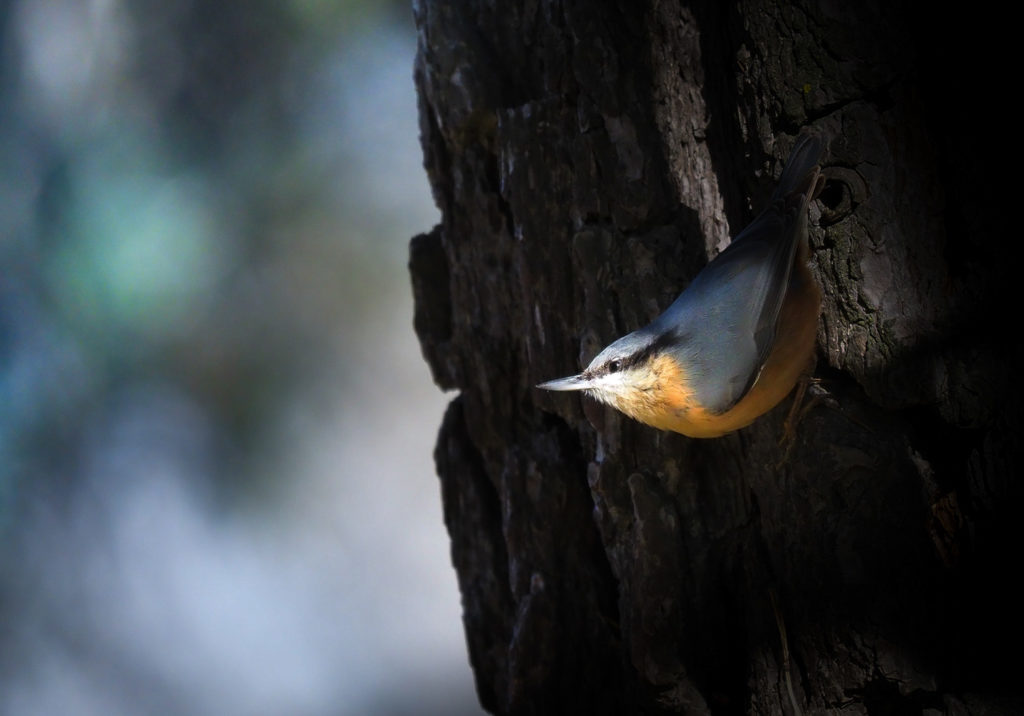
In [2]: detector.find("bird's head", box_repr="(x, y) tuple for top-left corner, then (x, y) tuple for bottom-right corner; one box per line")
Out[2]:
(538, 331), (688, 425)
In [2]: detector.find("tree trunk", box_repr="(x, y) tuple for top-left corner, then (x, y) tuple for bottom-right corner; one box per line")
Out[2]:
(409, 2), (1019, 714)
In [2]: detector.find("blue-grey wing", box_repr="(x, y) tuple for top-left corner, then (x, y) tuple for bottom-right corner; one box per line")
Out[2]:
(647, 132), (823, 415)
(651, 194), (809, 415)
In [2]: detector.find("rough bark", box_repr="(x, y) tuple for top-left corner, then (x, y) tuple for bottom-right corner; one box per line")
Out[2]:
(409, 2), (1019, 714)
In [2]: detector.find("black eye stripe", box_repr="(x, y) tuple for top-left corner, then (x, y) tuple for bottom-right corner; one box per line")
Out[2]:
(603, 335), (676, 375)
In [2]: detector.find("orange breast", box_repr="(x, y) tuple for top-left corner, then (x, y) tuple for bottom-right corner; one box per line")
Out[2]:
(633, 263), (821, 438)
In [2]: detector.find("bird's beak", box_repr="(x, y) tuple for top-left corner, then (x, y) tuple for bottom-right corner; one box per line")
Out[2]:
(536, 374), (591, 391)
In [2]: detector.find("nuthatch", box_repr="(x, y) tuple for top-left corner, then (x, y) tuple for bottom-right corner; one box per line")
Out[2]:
(538, 132), (825, 438)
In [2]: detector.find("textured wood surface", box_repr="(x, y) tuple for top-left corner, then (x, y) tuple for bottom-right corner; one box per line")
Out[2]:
(410, 2), (1019, 713)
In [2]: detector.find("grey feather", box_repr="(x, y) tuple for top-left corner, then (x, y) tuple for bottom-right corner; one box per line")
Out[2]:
(646, 132), (824, 414)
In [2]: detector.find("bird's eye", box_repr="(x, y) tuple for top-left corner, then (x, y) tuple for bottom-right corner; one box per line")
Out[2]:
(607, 359), (621, 373)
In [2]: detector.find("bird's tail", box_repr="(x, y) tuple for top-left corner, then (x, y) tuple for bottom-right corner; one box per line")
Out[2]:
(772, 131), (826, 203)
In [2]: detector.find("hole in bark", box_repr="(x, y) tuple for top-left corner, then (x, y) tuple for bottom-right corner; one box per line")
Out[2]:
(818, 168), (867, 226)
(818, 178), (852, 227)
(818, 178), (844, 211)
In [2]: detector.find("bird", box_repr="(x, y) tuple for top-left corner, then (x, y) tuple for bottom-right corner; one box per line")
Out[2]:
(537, 132), (826, 438)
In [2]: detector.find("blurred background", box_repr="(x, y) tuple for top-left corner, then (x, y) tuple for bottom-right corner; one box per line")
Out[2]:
(0, 1), (482, 714)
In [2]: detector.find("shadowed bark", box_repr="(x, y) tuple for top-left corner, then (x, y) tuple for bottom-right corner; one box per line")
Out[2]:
(409, 2), (1019, 713)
